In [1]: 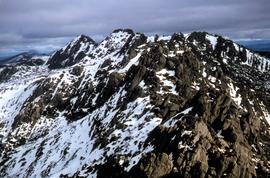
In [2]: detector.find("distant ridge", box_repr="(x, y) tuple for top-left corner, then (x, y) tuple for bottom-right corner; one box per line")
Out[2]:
(0, 51), (49, 66)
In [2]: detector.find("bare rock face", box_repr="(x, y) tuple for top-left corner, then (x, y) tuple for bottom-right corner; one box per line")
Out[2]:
(0, 66), (18, 82)
(1, 29), (270, 178)
(138, 153), (173, 178)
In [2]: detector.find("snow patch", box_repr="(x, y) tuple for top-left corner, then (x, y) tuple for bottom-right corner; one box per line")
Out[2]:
(206, 34), (217, 49)
(228, 82), (242, 106)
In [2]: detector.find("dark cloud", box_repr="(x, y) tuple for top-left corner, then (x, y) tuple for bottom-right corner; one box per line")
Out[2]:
(0, 0), (269, 56)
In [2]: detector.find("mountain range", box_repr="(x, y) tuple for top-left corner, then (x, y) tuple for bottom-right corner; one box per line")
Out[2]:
(0, 50), (49, 67)
(0, 29), (270, 178)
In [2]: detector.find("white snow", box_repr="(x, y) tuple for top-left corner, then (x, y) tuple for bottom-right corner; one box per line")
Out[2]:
(240, 49), (270, 72)
(147, 36), (155, 43)
(139, 80), (147, 90)
(156, 69), (175, 76)
(0, 65), (48, 140)
(206, 34), (217, 49)
(183, 33), (190, 39)
(176, 50), (184, 55)
(168, 51), (176, 57)
(178, 141), (192, 151)
(118, 52), (141, 72)
(191, 81), (200, 90)
(163, 107), (193, 127)
(208, 75), (217, 83)
(259, 102), (270, 125)
(181, 107), (193, 114)
(233, 43), (239, 52)
(181, 130), (192, 137)
(156, 69), (177, 95)
(0, 84), (37, 139)
(228, 82), (242, 106)
(158, 35), (171, 41)
(216, 130), (224, 139)
(202, 68), (207, 78)
(242, 50), (254, 67)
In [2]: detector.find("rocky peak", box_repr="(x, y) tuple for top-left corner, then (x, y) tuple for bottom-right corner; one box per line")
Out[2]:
(63, 34), (97, 54)
(101, 29), (135, 52)
(1, 29), (270, 178)
(187, 31), (209, 42)
(84, 28), (141, 63)
(47, 34), (97, 69)
(186, 31), (270, 73)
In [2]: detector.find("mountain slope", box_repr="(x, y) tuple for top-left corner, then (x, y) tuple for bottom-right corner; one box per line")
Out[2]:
(0, 29), (270, 178)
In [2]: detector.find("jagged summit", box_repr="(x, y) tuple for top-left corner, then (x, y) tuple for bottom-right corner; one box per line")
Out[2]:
(1, 29), (270, 178)
(46, 34), (97, 69)
(44, 29), (270, 72)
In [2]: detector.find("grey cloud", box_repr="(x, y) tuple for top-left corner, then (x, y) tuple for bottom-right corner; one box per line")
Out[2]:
(0, 0), (269, 56)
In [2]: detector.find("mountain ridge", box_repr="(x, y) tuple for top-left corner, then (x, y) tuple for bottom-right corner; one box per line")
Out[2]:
(0, 51), (49, 66)
(0, 29), (270, 178)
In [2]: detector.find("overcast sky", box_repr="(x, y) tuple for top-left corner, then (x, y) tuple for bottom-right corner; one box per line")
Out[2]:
(0, 0), (270, 57)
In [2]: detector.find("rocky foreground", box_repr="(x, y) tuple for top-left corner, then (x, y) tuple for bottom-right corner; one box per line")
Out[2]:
(1, 29), (270, 178)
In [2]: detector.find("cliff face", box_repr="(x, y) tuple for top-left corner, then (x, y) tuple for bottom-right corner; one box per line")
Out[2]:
(0, 29), (270, 178)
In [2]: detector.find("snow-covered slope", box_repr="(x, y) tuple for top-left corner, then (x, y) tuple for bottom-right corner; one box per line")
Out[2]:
(1, 29), (270, 178)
